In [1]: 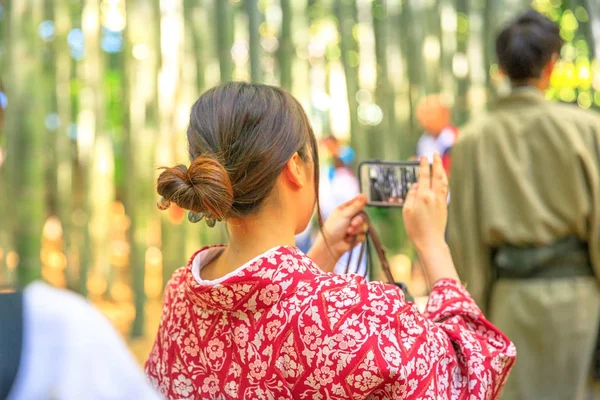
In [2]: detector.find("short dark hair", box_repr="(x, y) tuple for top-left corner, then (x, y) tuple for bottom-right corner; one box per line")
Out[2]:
(495, 9), (562, 81)
(157, 82), (320, 221)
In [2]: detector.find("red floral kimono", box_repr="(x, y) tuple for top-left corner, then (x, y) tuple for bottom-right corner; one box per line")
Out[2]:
(146, 246), (515, 399)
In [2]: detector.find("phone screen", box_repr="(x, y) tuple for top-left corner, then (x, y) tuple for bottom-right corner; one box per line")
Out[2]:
(359, 161), (420, 207)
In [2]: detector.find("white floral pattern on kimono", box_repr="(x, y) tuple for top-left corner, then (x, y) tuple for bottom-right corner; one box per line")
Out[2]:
(145, 246), (515, 399)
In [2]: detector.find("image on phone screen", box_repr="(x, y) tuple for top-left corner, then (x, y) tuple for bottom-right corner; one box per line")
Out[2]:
(359, 161), (420, 207)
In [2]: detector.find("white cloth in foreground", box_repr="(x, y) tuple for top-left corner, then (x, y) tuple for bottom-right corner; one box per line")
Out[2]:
(8, 282), (161, 400)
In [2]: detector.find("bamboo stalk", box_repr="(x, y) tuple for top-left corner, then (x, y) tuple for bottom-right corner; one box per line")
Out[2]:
(483, 0), (496, 103)
(372, 0), (398, 161)
(184, 0), (205, 93)
(439, 0), (455, 100)
(0, 0), (12, 283)
(278, 0), (292, 91)
(215, 0), (234, 82)
(246, 0), (262, 82)
(53, 0), (75, 289)
(399, 0), (417, 139)
(335, 0), (366, 161)
(161, 0), (190, 288)
(7, 0), (46, 285)
(124, 0), (145, 338)
(584, 0), (600, 59)
(65, 0), (91, 296)
(424, 0), (442, 94)
(43, 0), (59, 218)
(455, 0), (470, 126)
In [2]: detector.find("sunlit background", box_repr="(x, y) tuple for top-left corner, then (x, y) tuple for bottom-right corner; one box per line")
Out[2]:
(0, 0), (599, 359)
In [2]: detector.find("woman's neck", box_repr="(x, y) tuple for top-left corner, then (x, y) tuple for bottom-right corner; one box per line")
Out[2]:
(200, 208), (297, 281)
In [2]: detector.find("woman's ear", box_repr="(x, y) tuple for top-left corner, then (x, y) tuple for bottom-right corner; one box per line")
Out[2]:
(283, 152), (304, 189)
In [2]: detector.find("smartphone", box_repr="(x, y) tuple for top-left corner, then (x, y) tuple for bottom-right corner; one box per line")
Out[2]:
(359, 161), (420, 207)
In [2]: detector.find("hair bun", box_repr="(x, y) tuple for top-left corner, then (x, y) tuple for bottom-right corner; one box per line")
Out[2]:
(157, 156), (233, 220)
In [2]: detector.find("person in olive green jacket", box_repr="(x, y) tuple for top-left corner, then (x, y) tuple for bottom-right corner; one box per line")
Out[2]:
(448, 10), (600, 400)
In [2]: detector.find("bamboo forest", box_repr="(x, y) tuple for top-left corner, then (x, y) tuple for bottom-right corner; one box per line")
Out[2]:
(0, 0), (599, 350)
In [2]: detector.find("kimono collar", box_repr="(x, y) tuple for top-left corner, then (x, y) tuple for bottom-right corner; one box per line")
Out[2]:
(496, 86), (548, 109)
(183, 245), (321, 312)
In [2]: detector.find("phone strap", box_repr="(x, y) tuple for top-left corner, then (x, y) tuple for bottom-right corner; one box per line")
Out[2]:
(346, 212), (414, 302)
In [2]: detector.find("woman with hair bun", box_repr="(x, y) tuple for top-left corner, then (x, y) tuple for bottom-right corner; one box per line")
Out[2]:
(145, 82), (515, 399)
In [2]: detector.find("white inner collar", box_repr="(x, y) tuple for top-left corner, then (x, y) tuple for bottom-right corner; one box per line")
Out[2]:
(191, 246), (282, 285)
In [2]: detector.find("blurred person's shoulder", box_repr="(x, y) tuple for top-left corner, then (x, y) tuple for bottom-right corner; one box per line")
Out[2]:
(25, 281), (98, 323)
(23, 281), (128, 341)
(546, 100), (600, 127)
(532, 101), (600, 149)
(456, 97), (600, 144)
(23, 280), (132, 360)
(454, 114), (491, 147)
(13, 282), (162, 400)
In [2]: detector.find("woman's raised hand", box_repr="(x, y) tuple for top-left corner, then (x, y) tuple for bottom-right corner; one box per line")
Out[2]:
(403, 153), (448, 252)
(403, 153), (459, 284)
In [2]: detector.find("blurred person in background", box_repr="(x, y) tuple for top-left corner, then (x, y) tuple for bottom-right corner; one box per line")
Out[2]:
(0, 282), (161, 400)
(318, 135), (366, 275)
(296, 135), (366, 275)
(448, 9), (600, 400)
(415, 94), (458, 177)
(145, 82), (515, 399)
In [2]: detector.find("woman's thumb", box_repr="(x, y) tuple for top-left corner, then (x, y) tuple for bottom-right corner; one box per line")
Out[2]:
(339, 194), (367, 216)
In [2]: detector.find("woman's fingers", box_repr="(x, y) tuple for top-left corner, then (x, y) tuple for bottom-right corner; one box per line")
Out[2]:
(403, 183), (418, 210)
(432, 153), (449, 198)
(417, 156), (431, 193)
(345, 233), (366, 245)
(337, 194), (367, 216)
(350, 214), (364, 227)
(346, 214), (367, 236)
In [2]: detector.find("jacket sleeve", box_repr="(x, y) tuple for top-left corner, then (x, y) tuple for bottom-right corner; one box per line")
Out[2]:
(579, 116), (600, 281)
(447, 133), (493, 313)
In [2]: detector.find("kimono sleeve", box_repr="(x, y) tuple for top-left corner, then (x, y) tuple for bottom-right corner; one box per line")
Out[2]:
(421, 279), (516, 398)
(357, 279), (515, 399)
(144, 268), (187, 394)
(447, 133), (493, 313)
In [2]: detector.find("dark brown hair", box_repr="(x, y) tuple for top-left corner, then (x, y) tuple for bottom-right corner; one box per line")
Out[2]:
(496, 9), (562, 82)
(157, 82), (320, 221)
